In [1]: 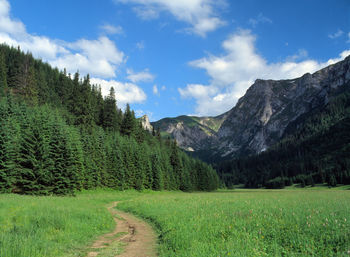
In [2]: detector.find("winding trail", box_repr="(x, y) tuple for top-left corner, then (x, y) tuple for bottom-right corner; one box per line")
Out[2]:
(86, 201), (157, 257)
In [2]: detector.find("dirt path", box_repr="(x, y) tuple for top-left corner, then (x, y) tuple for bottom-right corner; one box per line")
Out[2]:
(86, 201), (157, 257)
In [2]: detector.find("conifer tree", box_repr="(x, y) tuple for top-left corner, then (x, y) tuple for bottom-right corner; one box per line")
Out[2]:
(102, 87), (119, 130)
(121, 104), (136, 136)
(0, 51), (7, 97)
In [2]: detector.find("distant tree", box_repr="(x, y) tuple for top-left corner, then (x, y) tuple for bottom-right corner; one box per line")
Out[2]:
(0, 50), (7, 96)
(121, 104), (136, 136)
(102, 87), (119, 130)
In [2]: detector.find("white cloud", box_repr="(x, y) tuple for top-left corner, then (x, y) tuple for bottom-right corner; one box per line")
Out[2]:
(0, 0), (25, 35)
(0, 0), (148, 109)
(179, 84), (217, 99)
(153, 84), (159, 96)
(180, 29), (350, 116)
(161, 85), (166, 91)
(328, 29), (344, 39)
(90, 78), (146, 107)
(100, 24), (124, 35)
(248, 13), (272, 27)
(0, 0), (125, 79)
(347, 32), (350, 43)
(126, 68), (154, 83)
(115, 0), (227, 36)
(52, 37), (125, 78)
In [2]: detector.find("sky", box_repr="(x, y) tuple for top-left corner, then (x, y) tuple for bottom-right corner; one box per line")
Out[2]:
(0, 0), (349, 121)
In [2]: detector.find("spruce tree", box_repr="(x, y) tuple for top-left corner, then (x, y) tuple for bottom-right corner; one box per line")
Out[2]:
(102, 87), (118, 130)
(0, 51), (8, 97)
(121, 104), (136, 136)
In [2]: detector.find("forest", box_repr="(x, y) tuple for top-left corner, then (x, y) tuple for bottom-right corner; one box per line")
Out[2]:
(0, 44), (219, 195)
(216, 82), (350, 188)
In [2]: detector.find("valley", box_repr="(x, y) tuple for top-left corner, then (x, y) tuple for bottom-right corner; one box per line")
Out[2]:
(1, 189), (349, 257)
(0, 1), (349, 256)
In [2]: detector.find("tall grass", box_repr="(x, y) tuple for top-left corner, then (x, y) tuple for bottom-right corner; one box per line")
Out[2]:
(1, 189), (349, 256)
(0, 190), (139, 257)
(118, 190), (350, 256)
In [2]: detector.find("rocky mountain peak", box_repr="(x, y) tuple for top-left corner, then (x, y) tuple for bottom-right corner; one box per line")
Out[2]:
(140, 115), (153, 132)
(216, 55), (350, 157)
(153, 55), (350, 160)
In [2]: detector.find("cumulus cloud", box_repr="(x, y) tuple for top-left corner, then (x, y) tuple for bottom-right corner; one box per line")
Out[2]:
(126, 68), (154, 83)
(0, 0), (147, 108)
(328, 29), (344, 39)
(114, 0), (226, 36)
(100, 24), (124, 35)
(0, 0), (125, 79)
(90, 78), (146, 107)
(179, 84), (217, 99)
(180, 29), (350, 116)
(52, 37), (125, 78)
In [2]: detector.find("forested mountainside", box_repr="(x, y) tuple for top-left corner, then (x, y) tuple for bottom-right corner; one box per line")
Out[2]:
(0, 44), (219, 195)
(216, 81), (350, 188)
(154, 56), (350, 161)
(152, 55), (350, 189)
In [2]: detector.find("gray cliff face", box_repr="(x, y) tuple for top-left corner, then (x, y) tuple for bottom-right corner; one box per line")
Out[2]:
(216, 55), (350, 157)
(151, 115), (227, 151)
(140, 115), (153, 132)
(163, 121), (213, 151)
(153, 56), (350, 158)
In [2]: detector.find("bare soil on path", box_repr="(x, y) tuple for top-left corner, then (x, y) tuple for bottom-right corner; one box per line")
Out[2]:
(86, 201), (157, 257)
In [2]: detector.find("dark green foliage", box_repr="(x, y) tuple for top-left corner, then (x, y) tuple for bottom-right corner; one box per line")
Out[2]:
(0, 50), (7, 96)
(0, 44), (219, 195)
(216, 83), (350, 188)
(121, 104), (136, 136)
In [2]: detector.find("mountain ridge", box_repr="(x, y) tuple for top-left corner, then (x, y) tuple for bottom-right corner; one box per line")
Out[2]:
(153, 55), (350, 160)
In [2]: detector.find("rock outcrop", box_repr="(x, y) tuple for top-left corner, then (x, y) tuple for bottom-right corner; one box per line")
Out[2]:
(140, 115), (153, 132)
(153, 55), (350, 159)
(216, 55), (350, 157)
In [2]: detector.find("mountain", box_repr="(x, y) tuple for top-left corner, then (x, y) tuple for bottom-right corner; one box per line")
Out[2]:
(151, 113), (228, 151)
(216, 78), (350, 188)
(153, 55), (350, 160)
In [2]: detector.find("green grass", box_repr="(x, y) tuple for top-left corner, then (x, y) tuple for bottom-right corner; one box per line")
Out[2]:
(117, 190), (350, 256)
(0, 189), (139, 257)
(1, 188), (350, 256)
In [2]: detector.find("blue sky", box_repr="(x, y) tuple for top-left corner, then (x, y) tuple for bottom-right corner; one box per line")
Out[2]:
(1, 0), (349, 120)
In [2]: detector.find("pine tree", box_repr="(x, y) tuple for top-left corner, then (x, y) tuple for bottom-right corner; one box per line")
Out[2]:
(151, 152), (164, 190)
(102, 87), (119, 130)
(121, 104), (136, 136)
(0, 50), (8, 97)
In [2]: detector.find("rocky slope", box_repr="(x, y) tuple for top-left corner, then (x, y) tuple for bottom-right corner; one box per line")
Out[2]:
(153, 55), (350, 159)
(140, 115), (153, 132)
(151, 114), (227, 151)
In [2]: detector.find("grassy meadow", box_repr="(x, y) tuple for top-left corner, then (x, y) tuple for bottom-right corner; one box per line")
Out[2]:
(1, 188), (350, 256)
(0, 190), (140, 257)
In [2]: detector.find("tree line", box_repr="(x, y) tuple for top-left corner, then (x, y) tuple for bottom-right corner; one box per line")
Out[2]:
(0, 44), (219, 195)
(216, 82), (350, 189)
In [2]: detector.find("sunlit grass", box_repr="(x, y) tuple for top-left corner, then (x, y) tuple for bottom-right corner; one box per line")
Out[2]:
(1, 188), (349, 256)
(118, 190), (350, 256)
(0, 190), (139, 257)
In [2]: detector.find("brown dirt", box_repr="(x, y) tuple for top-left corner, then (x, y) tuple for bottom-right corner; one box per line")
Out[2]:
(86, 201), (157, 257)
